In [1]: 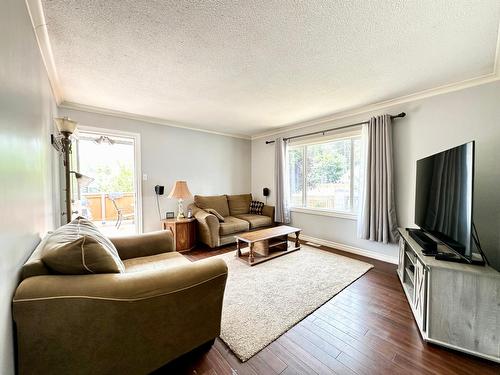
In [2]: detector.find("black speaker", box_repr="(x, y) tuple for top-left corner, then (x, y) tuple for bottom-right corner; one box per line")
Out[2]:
(407, 228), (437, 254)
(263, 187), (270, 197)
(154, 185), (164, 195)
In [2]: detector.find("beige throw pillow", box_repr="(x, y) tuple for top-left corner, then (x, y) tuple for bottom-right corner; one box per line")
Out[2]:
(41, 217), (125, 274)
(205, 208), (225, 222)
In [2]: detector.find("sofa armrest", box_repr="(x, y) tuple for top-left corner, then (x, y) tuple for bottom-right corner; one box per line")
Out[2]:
(12, 258), (228, 374)
(262, 205), (275, 220)
(13, 257), (227, 301)
(191, 204), (220, 248)
(109, 230), (173, 260)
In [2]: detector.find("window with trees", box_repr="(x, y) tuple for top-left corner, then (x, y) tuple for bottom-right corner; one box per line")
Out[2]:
(288, 130), (362, 214)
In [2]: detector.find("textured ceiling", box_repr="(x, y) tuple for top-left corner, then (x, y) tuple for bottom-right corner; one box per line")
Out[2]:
(42, 0), (500, 136)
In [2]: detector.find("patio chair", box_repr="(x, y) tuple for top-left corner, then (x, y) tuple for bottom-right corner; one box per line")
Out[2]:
(108, 193), (134, 229)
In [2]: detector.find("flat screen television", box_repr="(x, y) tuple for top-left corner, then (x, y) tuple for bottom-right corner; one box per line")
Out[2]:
(414, 141), (475, 261)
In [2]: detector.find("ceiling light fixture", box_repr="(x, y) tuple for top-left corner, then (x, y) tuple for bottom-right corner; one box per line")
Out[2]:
(94, 135), (115, 145)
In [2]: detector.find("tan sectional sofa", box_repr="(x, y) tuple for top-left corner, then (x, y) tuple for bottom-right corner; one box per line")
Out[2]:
(188, 194), (275, 248)
(13, 230), (228, 374)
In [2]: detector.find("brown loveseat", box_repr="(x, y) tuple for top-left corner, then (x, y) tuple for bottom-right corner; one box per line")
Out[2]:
(12, 230), (228, 375)
(188, 194), (275, 248)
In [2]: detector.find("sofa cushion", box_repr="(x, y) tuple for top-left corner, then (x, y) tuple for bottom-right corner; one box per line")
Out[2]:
(123, 252), (190, 273)
(235, 214), (273, 229)
(194, 195), (230, 217)
(205, 208), (225, 222)
(249, 201), (265, 215)
(41, 217), (125, 274)
(219, 216), (250, 236)
(227, 194), (252, 215)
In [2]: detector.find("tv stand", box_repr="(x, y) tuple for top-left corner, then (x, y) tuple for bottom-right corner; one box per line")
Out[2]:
(398, 228), (500, 363)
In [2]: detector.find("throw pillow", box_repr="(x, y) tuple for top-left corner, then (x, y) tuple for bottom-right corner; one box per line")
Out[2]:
(41, 217), (125, 274)
(205, 208), (225, 222)
(194, 195), (230, 217)
(249, 201), (265, 215)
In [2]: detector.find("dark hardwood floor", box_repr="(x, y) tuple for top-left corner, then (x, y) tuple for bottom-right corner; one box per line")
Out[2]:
(156, 242), (500, 375)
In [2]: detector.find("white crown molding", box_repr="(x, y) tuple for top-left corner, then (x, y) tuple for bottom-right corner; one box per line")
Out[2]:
(297, 234), (399, 265)
(59, 101), (252, 140)
(252, 72), (500, 140)
(25, 0), (63, 104)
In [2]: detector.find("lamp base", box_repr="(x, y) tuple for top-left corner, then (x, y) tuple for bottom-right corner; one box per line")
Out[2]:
(177, 198), (185, 220)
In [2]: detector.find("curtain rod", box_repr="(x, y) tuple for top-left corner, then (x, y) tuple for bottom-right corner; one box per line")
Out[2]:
(265, 112), (406, 144)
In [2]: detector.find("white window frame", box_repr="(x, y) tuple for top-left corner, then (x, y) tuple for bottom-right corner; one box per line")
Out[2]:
(76, 125), (143, 234)
(288, 128), (362, 220)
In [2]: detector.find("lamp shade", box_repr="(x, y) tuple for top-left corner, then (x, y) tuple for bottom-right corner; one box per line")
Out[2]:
(167, 181), (192, 199)
(54, 117), (77, 134)
(73, 172), (94, 187)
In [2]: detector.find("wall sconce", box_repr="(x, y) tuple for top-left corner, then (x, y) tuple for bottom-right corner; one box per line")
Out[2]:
(51, 117), (77, 153)
(54, 117), (77, 134)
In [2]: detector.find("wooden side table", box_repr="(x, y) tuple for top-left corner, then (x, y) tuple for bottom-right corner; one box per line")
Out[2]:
(161, 218), (196, 252)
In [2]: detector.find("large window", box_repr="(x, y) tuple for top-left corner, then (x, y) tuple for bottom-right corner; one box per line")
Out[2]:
(288, 131), (362, 214)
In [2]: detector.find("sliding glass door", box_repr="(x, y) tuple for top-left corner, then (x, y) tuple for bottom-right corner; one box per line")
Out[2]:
(73, 128), (141, 236)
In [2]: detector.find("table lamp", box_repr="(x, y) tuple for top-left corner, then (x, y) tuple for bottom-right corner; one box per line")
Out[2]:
(168, 181), (192, 219)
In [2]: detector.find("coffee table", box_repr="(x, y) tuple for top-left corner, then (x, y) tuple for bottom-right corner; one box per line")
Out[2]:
(234, 225), (301, 266)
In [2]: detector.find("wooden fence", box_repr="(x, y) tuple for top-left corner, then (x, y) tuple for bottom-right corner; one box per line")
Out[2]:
(81, 192), (135, 222)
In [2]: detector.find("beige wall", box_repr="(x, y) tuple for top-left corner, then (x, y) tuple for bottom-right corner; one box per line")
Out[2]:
(252, 81), (500, 270)
(59, 107), (252, 233)
(0, 1), (58, 374)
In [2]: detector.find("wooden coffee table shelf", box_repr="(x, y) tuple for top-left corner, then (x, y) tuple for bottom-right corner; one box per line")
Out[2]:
(235, 225), (301, 266)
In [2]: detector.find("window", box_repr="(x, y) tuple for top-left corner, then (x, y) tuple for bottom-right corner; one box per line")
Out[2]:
(288, 130), (362, 214)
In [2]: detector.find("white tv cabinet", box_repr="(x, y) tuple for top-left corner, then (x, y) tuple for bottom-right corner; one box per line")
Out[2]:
(397, 228), (500, 363)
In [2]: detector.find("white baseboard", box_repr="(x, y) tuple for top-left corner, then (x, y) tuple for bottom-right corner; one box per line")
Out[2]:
(296, 234), (399, 264)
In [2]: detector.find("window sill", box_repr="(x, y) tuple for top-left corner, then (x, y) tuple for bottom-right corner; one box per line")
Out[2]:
(290, 207), (357, 220)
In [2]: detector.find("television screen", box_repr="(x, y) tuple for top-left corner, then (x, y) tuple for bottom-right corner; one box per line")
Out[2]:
(414, 142), (474, 259)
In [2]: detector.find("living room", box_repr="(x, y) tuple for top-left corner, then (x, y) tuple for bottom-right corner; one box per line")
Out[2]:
(1, 1), (499, 374)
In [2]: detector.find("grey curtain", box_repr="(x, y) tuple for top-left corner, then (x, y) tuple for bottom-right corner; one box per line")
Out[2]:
(357, 114), (398, 243)
(274, 137), (291, 223)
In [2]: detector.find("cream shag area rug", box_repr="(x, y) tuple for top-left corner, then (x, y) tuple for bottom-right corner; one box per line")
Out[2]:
(217, 245), (373, 362)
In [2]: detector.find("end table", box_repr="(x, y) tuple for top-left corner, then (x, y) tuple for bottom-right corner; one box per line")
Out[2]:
(161, 218), (196, 252)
